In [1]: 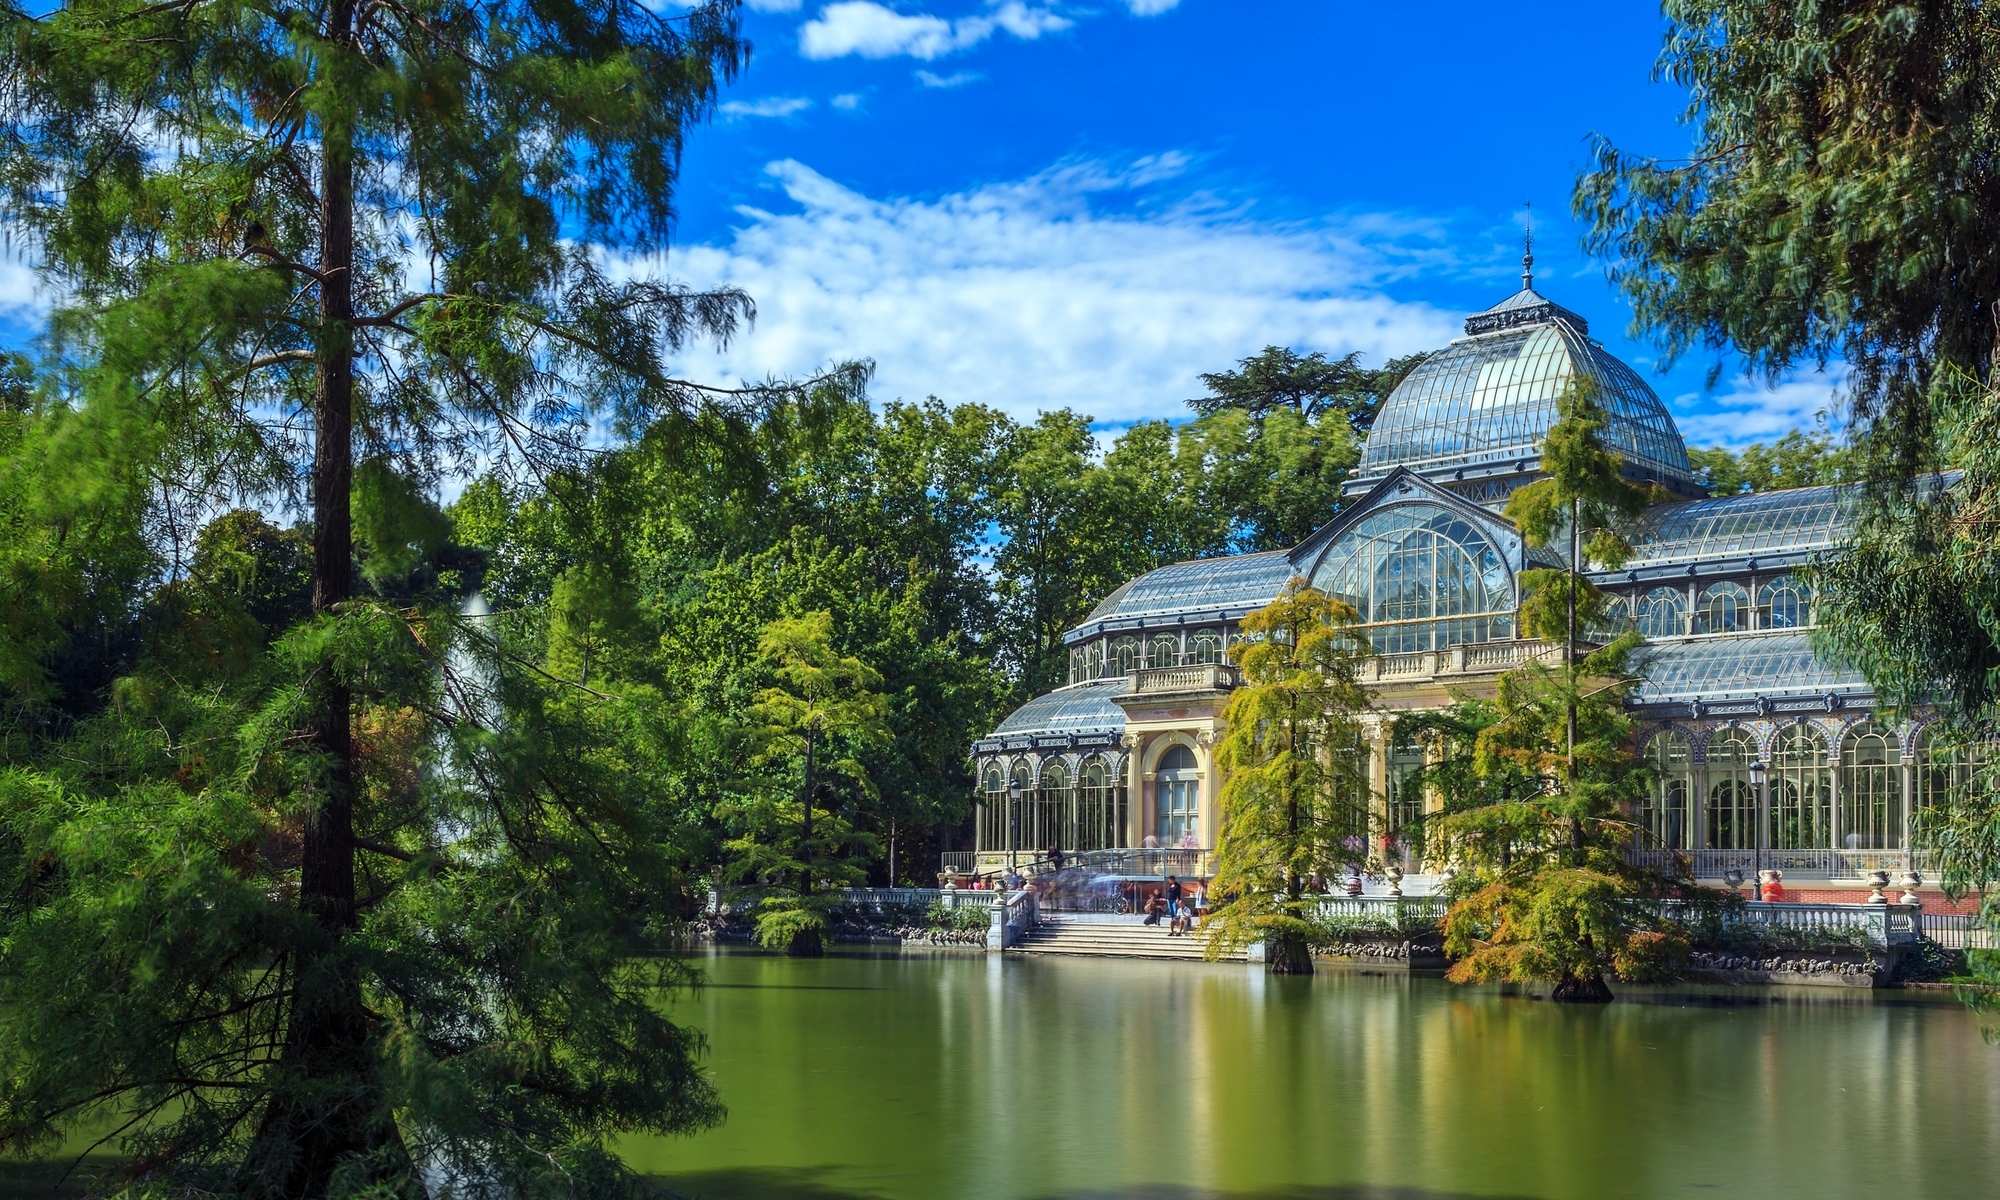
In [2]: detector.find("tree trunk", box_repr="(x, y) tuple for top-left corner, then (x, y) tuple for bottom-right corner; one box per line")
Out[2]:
(1550, 971), (1614, 1003)
(244, 7), (408, 1193)
(787, 924), (825, 958)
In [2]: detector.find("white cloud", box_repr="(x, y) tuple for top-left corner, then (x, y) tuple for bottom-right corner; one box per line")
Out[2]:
(632, 158), (1459, 424)
(799, 1), (1070, 61)
(830, 92), (863, 109)
(1124, 0), (1180, 13)
(1673, 372), (1845, 449)
(915, 68), (983, 88)
(746, 0), (804, 10)
(719, 95), (814, 119)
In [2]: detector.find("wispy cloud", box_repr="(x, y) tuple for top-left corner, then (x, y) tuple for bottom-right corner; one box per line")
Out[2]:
(746, 0), (804, 10)
(719, 95), (814, 119)
(1674, 372), (1845, 449)
(831, 92), (864, 109)
(799, 1), (1070, 62)
(627, 157), (1459, 424)
(915, 69), (983, 88)
(1124, 0), (1180, 13)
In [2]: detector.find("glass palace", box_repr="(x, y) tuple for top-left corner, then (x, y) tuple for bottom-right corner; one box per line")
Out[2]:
(964, 278), (1953, 894)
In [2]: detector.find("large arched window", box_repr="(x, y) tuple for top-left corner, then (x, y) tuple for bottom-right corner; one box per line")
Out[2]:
(1641, 730), (1693, 849)
(1841, 722), (1903, 851)
(1154, 744), (1201, 846)
(1759, 575), (1813, 629)
(1068, 645), (1086, 685)
(1190, 631), (1224, 664)
(1768, 724), (1830, 851)
(1694, 581), (1751, 634)
(979, 764), (1007, 852)
(1077, 756), (1122, 851)
(1308, 503), (1514, 653)
(1637, 587), (1687, 638)
(1706, 728), (1758, 850)
(1110, 636), (1141, 675)
(1033, 762), (1070, 855)
(1147, 634), (1182, 669)
(1082, 640), (1106, 680)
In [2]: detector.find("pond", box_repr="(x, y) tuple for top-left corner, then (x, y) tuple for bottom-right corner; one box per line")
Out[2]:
(629, 949), (2000, 1200)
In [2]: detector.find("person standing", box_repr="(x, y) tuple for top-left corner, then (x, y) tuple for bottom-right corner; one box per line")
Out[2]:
(1165, 875), (1183, 921)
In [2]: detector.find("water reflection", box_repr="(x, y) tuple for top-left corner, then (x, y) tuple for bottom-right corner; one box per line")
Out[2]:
(631, 951), (2000, 1200)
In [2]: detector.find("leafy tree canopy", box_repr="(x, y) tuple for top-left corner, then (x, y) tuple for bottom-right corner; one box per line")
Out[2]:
(1687, 430), (1854, 495)
(1188, 345), (1429, 434)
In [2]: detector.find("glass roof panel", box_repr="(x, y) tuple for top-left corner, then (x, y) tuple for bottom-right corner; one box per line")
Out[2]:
(1632, 632), (1868, 704)
(993, 678), (1131, 736)
(1079, 549), (1298, 624)
(1622, 485), (1855, 567)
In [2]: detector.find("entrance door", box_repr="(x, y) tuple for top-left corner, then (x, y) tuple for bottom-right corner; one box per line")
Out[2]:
(1154, 744), (1200, 846)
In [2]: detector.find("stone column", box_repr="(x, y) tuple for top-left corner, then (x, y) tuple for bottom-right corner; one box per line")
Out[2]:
(1196, 729), (1218, 853)
(1827, 737), (1844, 865)
(1121, 733), (1143, 848)
(1367, 720), (1391, 848)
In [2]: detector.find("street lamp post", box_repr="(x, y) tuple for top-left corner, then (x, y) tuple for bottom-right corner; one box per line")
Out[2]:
(1007, 776), (1022, 882)
(1748, 757), (1769, 895)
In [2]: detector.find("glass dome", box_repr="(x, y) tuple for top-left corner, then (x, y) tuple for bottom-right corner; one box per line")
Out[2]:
(1356, 290), (1695, 489)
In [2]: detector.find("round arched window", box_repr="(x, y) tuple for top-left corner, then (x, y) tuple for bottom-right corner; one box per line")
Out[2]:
(1307, 503), (1513, 652)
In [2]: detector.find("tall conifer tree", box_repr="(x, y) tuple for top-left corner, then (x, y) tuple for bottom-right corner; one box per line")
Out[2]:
(0, 0), (773, 1193)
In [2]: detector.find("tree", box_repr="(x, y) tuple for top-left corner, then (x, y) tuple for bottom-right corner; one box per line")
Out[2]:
(1203, 580), (1373, 975)
(0, 0), (767, 1192)
(725, 611), (889, 957)
(1688, 430), (1854, 495)
(1431, 378), (1685, 1003)
(1188, 345), (1430, 434)
(1577, 1), (2000, 477)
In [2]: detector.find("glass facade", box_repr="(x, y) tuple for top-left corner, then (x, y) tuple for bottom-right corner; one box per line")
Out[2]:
(1695, 582), (1752, 634)
(1309, 503), (1514, 652)
(1768, 725), (1831, 851)
(1707, 728), (1758, 851)
(1642, 731), (1693, 849)
(1633, 632), (1869, 705)
(1154, 745), (1200, 846)
(1840, 722), (1903, 850)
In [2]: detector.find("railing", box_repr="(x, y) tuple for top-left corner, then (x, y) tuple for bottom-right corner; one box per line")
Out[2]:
(1730, 901), (1920, 949)
(831, 887), (994, 913)
(1921, 913), (2000, 951)
(990, 889), (1039, 950)
(938, 851), (979, 876)
(1626, 847), (1936, 880)
(1053, 847), (1214, 878)
(1130, 663), (1241, 695)
(1363, 639), (1566, 684)
(1300, 894), (1447, 924)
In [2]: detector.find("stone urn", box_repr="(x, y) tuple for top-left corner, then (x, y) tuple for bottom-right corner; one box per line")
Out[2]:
(1898, 870), (1923, 906)
(1385, 863), (1404, 898)
(1723, 868), (1745, 899)
(1865, 869), (1891, 904)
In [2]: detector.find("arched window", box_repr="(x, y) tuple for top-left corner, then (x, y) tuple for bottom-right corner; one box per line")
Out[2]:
(1077, 756), (1122, 851)
(1386, 735), (1426, 859)
(979, 764), (1007, 853)
(1154, 744), (1201, 846)
(1035, 761), (1070, 854)
(1768, 725), (1830, 851)
(1637, 587), (1687, 639)
(1915, 726), (1988, 824)
(1307, 503), (1514, 653)
(1641, 731), (1693, 850)
(1190, 631), (1223, 664)
(1068, 645), (1086, 685)
(1841, 722), (1903, 851)
(1694, 581), (1751, 634)
(1147, 633), (1182, 669)
(1706, 728), (1758, 850)
(1083, 640), (1106, 680)
(1110, 636), (1141, 675)
(1759, 575), (1813, 629)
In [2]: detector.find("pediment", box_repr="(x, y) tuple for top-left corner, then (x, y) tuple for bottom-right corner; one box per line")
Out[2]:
(1287, 467), (1528, 579)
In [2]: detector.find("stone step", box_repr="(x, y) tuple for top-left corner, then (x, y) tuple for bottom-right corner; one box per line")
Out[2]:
(1011, 919), (1245, 961)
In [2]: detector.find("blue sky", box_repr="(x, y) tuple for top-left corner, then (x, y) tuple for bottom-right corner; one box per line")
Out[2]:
(640, 0), (1841, 449)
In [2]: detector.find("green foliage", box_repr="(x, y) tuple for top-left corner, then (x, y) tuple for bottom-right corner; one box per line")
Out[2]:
(1577, 0), (2000, 474)
(923, 900), (992, 934)
(1203, 582), (1374, 972)
(750, 894), (833, 953)
(1688, 430), (1853, 495)
(1188, 344), (1429, 434)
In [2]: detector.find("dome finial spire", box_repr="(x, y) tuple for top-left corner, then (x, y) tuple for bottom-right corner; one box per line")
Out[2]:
(1522, 201), (1534, 290)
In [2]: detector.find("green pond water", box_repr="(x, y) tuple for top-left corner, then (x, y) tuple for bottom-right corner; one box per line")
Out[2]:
(629, 949), (2000, 1200)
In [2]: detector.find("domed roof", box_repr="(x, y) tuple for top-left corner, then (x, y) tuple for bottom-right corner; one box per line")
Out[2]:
(1354, 287), (1695, 491)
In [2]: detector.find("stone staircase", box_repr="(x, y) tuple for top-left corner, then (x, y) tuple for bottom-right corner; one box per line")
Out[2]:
(1010, 914), (1247, 962)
